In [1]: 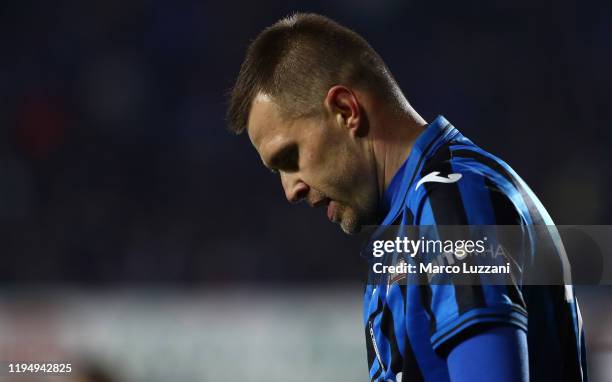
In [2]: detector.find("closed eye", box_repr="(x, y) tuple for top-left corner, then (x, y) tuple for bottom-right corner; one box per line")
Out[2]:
(269, 143), (299, 173)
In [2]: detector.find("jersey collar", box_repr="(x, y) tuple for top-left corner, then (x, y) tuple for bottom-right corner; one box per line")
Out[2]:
(380, 115), (457, 224)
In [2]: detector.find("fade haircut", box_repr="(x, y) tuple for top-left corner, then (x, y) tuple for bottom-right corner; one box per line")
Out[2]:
(227, 13), (404, 134)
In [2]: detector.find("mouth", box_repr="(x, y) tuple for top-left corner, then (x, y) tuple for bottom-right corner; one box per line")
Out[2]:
(310, 197), (337, 222)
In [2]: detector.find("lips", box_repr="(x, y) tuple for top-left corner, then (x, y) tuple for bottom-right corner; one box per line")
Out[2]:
(310, 197), (329, 208)
(327, 201), (336, 222)
(308, 197), (337, 222)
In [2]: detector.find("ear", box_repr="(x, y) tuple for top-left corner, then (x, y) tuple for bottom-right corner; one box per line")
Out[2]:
(324, 85), (364, 137)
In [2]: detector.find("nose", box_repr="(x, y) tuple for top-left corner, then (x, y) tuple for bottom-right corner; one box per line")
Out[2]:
(280, 172), (309, 204)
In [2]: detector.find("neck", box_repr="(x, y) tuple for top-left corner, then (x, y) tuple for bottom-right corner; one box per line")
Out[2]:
(370, 104), (427, 202)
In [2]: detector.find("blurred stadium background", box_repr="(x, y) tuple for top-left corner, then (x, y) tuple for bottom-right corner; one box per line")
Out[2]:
(0, 1), (611, 381)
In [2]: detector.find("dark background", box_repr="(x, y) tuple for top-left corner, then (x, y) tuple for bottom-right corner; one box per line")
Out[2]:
(0, 0), (610, 284)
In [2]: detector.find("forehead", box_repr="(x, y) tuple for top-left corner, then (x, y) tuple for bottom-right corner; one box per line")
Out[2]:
(246, 93), (287, 153)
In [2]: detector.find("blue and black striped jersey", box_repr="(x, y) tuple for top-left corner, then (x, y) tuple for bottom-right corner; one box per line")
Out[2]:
(363, 116), (587, 381)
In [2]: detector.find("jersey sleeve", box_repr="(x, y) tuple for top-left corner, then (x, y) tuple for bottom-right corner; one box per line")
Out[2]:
(446, 325), (529, 381)
(412, 165), (529, 353)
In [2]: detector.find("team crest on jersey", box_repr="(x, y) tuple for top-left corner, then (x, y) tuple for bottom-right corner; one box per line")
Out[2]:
(389, 258), (408, 285)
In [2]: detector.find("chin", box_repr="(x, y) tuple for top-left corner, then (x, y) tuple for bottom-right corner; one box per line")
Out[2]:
(336, 203), (377, 235)
(338, 209), (364, 235)
(340, 221), (361, 235)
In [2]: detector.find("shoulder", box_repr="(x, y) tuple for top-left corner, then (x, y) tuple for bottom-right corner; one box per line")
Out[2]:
(408, 145), (525, 225)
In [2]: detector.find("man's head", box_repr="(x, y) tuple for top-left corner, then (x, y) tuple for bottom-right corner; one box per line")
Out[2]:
(227, 13), (408, 233)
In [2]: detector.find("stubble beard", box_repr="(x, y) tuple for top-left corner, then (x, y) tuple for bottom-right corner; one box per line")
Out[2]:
(338, 198), (379, 235)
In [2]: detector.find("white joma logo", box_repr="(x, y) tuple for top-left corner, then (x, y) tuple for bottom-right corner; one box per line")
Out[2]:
(415, 171), (462, 190)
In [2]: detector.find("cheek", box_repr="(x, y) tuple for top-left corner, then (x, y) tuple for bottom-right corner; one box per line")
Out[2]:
(301, 132), (340, 175)
(323, 145), (367, 195)
(301, 127), (368, 196)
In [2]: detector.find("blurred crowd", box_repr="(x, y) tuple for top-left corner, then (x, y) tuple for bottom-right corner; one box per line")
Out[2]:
(0, 1), (610, 284)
